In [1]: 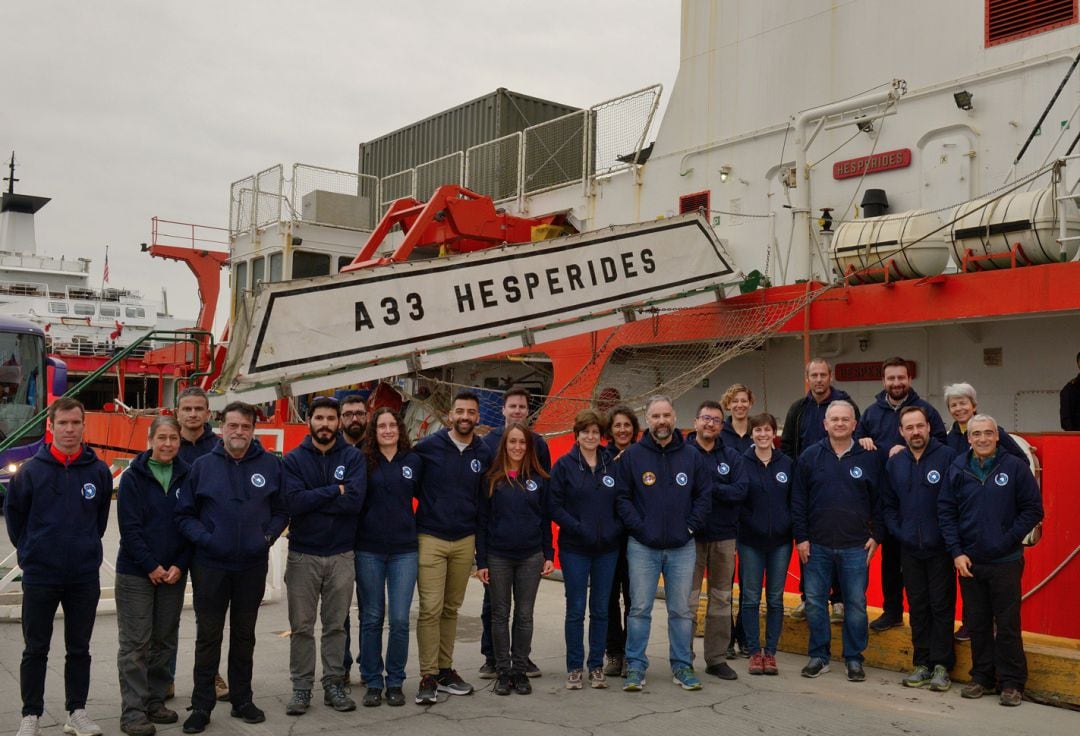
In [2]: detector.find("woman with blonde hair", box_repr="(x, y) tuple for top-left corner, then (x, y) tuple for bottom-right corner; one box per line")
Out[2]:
(721, 384), (754, 453)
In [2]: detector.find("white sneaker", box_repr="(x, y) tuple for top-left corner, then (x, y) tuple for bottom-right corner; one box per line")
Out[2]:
(63, 710), (102, 736)
(17, 715), (40, 736)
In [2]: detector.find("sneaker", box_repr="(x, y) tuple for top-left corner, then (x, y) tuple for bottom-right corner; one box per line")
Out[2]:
(286, 689), (312, 715)
(870, 612), (903, 632)
(736, 642), (751, 658)
(147, 705), (178, 724)
(492, 671), (511, 695)
(415, 675), (438, 705)
(181, 710), (210, 734)
(830, 602), (845, 624)
(800, 658), (830, 678)
(954, 624), (971, 642)
(63, 710), (103, 736)
(623, 669), (646, 691)
(961, 681), (987, 699)
(436, 669), (474, 696)
(928, 665), (951, 692)
(362, 687), (382, 707)
(229, 702), (265, 724)
(17, 715), (39, 736)
(385, 687), (405, 706)
(705, 662), (738, 680)
(566, 669), (584, 690)
(672, 666), (702, 691)
(748, 652), (765, 676)
(588, 667), (608, 689)
(762, 653), (779, 676)
(846, 660), (866, 682)
(525, 659), (541, 678)
(725, 645), (738, 660)
(214, 674), (229, 702)
(1000, 687), (1023, 707)
(603, 654), (623, 677)
(478, 660), (497, 680)
(790, 601), (807, 621)
(902, 665), (932, 688)
(512, 671), (532, 695)
(324, 680), (357, 712)
(120, 717), (155, 736)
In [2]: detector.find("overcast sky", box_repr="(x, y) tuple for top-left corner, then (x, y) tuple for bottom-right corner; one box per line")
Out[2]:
(1, 1), (681, 329)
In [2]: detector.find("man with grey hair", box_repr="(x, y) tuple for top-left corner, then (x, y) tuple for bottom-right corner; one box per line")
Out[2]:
(615, 395), (712, 692)
(938, 414), (1043, 707)
(942, 383), (1024, 460)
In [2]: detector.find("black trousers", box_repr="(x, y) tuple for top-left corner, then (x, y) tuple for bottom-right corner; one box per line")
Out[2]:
(606, 542), (630, 656)
(190, 563), (267, 712)
(487, 553), (543, 673)
(901, 551), (956, 669)
(880, 532), (904, 616)
(960, 559), (1027, 690)
(20, 582), (100, 717)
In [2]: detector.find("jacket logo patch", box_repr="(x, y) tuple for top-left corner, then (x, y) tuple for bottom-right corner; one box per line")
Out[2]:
(470, 459), (482, 473)
(926, 470), (941, 484)
(642, 471), (657, 486)
(602, 475), (615, 488)
(675, 472), (688, 486)
(402, 465), (414, 479)
(81, 483), (97, 500)
(525, 479), (538, 492)
(775, 471), (788, 483)
(995, 472), (1009, 486)
(849, 466), (863, 479)
(717, 462), (730, 475)
(251, 473), (266, 488)
(334, 465), (345, 480)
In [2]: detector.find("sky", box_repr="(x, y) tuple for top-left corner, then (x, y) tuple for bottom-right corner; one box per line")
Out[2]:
(1, 0), (681, 330)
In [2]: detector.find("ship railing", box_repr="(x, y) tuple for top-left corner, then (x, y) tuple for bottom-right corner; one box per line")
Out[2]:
(151, 217), (230, 252)
(0, 252), (91, 274)
(0, 280), (49, 297)
(289, 165), (379, 232)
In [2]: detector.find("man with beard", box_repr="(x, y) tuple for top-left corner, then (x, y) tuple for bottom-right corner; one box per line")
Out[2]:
(856, 357), (947, 632)
(412, 390), (493, 705)
(175, 402), (289, 733)
(282, 397), (366, 715)
(882, 407), (957, 693)
(339, 393), (368, 682)
(615, 395), (712, 692)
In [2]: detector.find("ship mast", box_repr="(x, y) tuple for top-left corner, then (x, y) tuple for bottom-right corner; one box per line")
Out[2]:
(3, 152), (17, 194)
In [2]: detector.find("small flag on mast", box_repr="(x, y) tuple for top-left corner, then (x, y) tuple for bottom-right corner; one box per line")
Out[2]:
(103, 246), (110, 284)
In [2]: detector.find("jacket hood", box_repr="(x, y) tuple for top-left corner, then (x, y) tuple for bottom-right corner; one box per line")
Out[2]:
(36, 443), (102, 468)
(639, 428), (686, 454)
(210, 437), (266, 463)
(873, 387), (923, 410)
(129, 448), (190, 482)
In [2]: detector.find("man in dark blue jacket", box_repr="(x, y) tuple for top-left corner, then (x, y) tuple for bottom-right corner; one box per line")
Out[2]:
(282, 397), (366, 715)
(177, 386), (219, 465)
(938, 414), (1043, 707)
(175, 401), (289, 733)
(478, 387), (550, 678)
(6, 397), (112, 736)
(686, 400), (748, 681)
(412, 390), (493, 705)
(793, 400), (883, 682)
(882, 407), (957, 693)
(615, 395), (712, 692)
(856, 356), (947, 632)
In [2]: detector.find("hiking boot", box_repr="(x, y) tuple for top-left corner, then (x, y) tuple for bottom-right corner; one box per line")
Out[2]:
(705, 662), (738, 680)
(790, 601), (807, 621)
(181, 710), (209, 734)
(63, 710), (103, 736)
(512, 671), (532, 695)
(17, 716), (39, 736)
(147, 704), (178, 724)
(603, 654), (624, 677)
(846, 660), (866, 682)
(748, 651), (765, 676)
(1000, 687), (1022, 707)
(478, 660), (497, 680)
(870, 612), (903, 632)
(415, 675), (438, 705)
(623, 669), (646, 691)
(589, 667), (608, 688)
(929, 665), (952, 692)
(229, 702), (265, 724)
(961, 681), (987, 699)
(902, 665), (932, 688)
(385, 687), (405, 706)
(800, 658), (830, 678)
(324, 680), (356, 711)
(493, 671), (512, 696)
(762, 653), (779, 676)
(525, 659), (541, 678)
(362, 687), (382, 707)
(286, 689), (312, 715)
(672, 666), (702, 691)
(830, 602), (845, 624)
(565, 669), (584, 690)
(120, 717), (155, 736)
(214, 675), (229, 702)
(436, 669), (473, 696)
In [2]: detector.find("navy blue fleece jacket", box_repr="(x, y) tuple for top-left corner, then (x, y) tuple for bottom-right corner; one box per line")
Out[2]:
(547, 444), (622, 557)
(178, 424), (218, 465)
(117, 450), (192, 576)
(738, 446), (794, 549)
(881, 440), (956, 558)
(476, 472), (553, 568)
(283, 436), (366, 556)
(413, 429), (492, 541)
(792, 438), (884, 548)
(686, 432), (749, 542)
(356, 450), (421, 555)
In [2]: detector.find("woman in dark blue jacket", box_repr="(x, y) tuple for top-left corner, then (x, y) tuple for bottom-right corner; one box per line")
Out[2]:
(116, 415), (191, 733)
(549, 409), (621, 690)
(736, 413), (793, 677)
(355, 408), (420, 708)
(476, 423), (554, 696)
(601, 405), (638, 677)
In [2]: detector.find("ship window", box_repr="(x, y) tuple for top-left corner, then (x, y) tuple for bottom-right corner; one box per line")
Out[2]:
(100, 305), (119, 317)
(269, 252), (283, 282)
(679, 190), (711, 216)
(986, 0), (1077, 46)
(251, 256), (265, 287)
(73, 303), (95, 316)
(126, 307), (145, 318)
(48, 302), (68, 314)
(338, 256), (353, 273)
(293, 250), (331, 278)
(233, 260), (248, 313)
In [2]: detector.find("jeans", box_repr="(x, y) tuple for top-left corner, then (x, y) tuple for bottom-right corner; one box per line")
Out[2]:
(487, 552), (544, 673)
(625, 537), (696, 673)
(901, 551), (956, 669)
(688, 539), (736, 667)
(605, 542), (630, 657)
(803, 544), (869, 664)
(737, 542), (792, 655)
(190, 563), (266, 712)
(560, 549), (619, 672)
(961, 559), (1027, 690)
(285, 551), (354, 690)
(356, 551), (418, 689)
(20, 582), (100, 717)
(116, 572), (186, 723)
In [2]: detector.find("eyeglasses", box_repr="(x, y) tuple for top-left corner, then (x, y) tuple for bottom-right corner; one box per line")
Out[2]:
(342, 411), (367, 419)
(695, 415), (723, 425)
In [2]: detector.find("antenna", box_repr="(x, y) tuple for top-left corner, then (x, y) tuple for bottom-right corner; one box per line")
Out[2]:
(3, 152), (18, 194)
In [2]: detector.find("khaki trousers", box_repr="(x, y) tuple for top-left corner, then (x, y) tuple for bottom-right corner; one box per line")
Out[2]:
(688, 538), (737, 667)
(416, 534), (475, 675)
